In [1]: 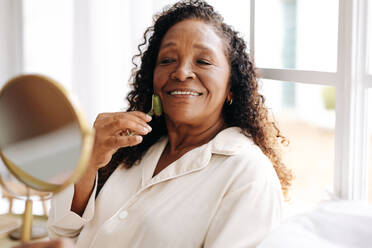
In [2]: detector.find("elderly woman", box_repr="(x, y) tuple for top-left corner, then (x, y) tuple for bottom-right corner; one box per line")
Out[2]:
(47, 1), (292, 247)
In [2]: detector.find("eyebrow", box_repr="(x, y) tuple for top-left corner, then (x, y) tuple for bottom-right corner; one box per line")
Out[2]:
(159, 42), (217, 54)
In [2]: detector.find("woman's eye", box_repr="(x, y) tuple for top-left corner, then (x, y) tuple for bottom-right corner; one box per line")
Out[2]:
(197, 59), (211, 65)
(159, 58), (175, 65)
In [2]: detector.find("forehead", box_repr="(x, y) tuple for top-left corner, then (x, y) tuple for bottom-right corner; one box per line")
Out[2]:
(160, 19), (226, 52)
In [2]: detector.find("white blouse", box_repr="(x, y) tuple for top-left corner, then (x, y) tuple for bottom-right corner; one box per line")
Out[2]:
(47, 127), (283, 248)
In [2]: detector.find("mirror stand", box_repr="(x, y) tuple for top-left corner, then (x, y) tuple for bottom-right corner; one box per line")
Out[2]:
(7, 186), (48, 242)
(21, 188), (32, 242)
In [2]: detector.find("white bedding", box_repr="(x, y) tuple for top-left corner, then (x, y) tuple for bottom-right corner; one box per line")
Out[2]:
(258, 201), (372, 248)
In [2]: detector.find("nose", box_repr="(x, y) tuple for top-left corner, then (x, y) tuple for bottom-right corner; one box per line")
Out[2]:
(170, 61), (195, 82)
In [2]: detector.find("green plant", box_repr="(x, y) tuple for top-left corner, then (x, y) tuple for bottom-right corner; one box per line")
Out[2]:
(322, 87), (335, 110)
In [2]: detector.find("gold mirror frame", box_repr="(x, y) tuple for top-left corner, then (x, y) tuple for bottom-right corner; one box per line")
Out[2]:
(0, 74), (94, 193)
(0, 74), (94, 242)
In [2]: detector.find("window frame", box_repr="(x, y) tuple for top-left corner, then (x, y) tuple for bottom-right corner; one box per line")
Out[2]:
(251, 0), (371, 201)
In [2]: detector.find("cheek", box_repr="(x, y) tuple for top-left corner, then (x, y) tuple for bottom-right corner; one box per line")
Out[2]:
(202, 72), (230, 98)
(153, 68), (167, 92)
(216, 69), (231, 96)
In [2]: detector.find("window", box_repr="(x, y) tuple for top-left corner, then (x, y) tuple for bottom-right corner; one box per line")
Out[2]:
(254, 0), (371, 209)
(254, 0), (339, 214)
(256, 0), (339, 72)
(367, 0), (372, 74)
(368, 1), (372, 203)
(369, 89), (372, 203)
(262, 80), (335, 212)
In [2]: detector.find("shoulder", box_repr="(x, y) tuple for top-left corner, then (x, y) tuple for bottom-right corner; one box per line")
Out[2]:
(210, 127), (281, 190)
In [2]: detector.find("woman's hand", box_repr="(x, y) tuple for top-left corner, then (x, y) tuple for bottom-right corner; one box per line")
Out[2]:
(90, 111), (152, 170)
(13, 238), (75, 248)
(71, 111), (152, 216)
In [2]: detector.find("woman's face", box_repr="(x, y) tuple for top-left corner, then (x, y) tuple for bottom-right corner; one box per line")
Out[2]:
(153, 19), (230, 127)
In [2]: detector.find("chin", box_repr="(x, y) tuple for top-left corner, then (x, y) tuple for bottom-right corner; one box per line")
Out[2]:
(165, 110), (200, 126)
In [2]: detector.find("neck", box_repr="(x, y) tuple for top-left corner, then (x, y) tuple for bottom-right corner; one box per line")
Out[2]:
(165, 117), (226, 155)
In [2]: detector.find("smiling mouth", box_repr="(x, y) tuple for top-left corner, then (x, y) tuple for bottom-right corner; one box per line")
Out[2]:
(167, 90), (203, 96)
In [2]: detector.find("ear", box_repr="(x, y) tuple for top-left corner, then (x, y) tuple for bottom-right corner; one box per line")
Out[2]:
(226, 91), (233, 102)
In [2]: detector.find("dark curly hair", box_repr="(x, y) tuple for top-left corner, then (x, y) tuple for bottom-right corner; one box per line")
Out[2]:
(98, 0), (293, 198)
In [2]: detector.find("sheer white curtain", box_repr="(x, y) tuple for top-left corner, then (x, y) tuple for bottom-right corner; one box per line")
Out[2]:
(7, 0), (166, 125)
(0, 0), (23, 184)
(72, 0), (154, 124)
(0, 0), (22, 86)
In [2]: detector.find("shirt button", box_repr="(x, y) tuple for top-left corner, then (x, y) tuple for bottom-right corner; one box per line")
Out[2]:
(119, 211), (128, 220)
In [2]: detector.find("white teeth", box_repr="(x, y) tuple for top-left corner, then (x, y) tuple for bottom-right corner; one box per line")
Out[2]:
(170, 91), (200, 96)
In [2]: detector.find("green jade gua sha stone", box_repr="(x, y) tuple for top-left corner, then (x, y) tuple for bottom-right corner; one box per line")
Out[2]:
(126, 94), (162, 136)
(147, 94), (163, 117)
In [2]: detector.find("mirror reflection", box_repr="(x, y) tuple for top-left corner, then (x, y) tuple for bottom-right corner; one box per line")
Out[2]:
(0, 75), (82, 186)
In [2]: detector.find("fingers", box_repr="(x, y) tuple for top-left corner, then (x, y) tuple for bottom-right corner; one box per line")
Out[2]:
(105, 135), (143, 151)
(130, 111), (152, 122)
(104, 118), (151, 136)
(95, 112), (152, 136)
(89, 111), (150, 169)
(90, 135), (143, 169)
(96, 111), (151, 123)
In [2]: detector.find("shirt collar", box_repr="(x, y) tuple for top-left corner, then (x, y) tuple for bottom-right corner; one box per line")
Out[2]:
(141, 127), (252, 188)
(209, 127), (253, 155)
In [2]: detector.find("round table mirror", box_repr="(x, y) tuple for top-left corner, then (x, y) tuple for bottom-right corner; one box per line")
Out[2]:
(0, 74), (94, 242)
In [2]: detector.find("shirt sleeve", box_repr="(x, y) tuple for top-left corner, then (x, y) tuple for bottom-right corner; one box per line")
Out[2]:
(203, 179), (283, 248)
(47, 174), (98, 239)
